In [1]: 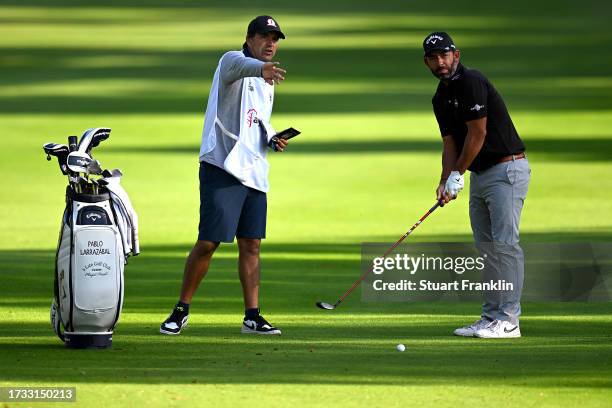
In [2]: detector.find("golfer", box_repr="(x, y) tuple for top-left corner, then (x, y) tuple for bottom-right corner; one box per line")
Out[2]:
(423, 32), (531, 338)
(161, 16), (289, 335)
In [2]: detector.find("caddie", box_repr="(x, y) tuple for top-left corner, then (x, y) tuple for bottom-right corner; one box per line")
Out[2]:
(161, 15), (289, 336)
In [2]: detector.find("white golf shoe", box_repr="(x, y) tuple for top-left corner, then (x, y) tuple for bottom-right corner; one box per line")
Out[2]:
(474, 319), (521, 339)
(453, 317), (493, 337)
(241, 314), (281, 335)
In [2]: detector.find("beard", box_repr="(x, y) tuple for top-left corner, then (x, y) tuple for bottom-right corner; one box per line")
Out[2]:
(430, 58), (459, 80)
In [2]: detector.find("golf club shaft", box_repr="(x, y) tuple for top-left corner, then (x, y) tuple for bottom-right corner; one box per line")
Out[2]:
(333, 201), (442, 307)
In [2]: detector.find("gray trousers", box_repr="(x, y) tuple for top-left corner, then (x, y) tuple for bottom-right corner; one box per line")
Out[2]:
(469, 158), (531, 324)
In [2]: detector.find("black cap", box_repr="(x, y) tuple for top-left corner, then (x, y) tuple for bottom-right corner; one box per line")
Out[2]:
(423, 32), (456, 56)
(247, 15), (285, 39)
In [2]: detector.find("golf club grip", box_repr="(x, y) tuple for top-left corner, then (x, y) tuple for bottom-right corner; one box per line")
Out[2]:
(68, 136), (78, 152)
(335, 201), (442, 305)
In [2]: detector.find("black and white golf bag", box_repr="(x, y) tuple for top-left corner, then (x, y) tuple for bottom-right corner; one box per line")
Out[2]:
(46, 128), (139, 349)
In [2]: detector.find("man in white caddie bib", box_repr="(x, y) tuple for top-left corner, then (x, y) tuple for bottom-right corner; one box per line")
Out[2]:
(161, 16), (289, 336)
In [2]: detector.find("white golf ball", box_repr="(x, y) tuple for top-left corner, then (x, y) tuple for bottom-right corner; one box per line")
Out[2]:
(396, 344), (406, 352)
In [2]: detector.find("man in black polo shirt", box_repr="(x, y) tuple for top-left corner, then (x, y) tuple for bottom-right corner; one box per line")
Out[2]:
(423, 32), (531, 338)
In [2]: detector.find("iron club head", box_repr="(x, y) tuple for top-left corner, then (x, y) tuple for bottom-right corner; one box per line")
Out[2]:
(87, 159), (103, 175)
(316, 301), (337, 310)
(67, 151), (93, 174)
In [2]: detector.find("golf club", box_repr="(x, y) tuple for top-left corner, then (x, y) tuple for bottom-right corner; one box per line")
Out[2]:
(43, 143), (70, 175)
(89, 131), (110, 151)
(68, 135), (78, 152)
(77, 128), (110, 155)
(316, 200), (442, 311)
(69, 174), (80, 192)
(87, 159), (103, 175)
(44, 130), (110, 197)
(78, 176), (89, 194)
(67, 151), (93, 174)
(102, 168), (123, 178)
(90, 178), (100, 195)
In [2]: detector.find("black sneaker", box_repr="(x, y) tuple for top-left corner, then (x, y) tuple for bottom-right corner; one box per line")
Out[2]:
(241, 314), (281, 335)
(160, 305), (189, 335)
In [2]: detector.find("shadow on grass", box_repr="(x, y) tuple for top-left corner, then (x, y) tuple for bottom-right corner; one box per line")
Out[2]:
(105, 138), (612, 163)
(0, 0), (610, 20)
(1, 237), (611, 386)
(1, 0), (611, 119)
(0, 318), (611, 386)
(2, 86), (610, 115)
(2, 1), (612, 115)
(1, 234), (611, 311)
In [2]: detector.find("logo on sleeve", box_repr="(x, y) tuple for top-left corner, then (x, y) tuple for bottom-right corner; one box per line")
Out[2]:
(470, 104), (485, 112)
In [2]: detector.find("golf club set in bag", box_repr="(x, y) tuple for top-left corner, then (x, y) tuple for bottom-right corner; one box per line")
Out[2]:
(43, 128), (139, 349)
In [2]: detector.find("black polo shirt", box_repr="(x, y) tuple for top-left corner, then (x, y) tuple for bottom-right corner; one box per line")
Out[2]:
(432, 63), (525, 172)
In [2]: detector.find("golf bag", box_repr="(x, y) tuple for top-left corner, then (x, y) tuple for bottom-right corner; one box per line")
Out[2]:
(46, 128), (139, 349)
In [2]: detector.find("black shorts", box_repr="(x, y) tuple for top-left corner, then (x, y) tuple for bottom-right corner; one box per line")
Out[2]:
(198, 162), (267, 243)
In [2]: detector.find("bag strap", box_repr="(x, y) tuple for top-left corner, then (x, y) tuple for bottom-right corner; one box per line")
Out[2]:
(215, 117), (264, 159)
(215, 117), (239, 141)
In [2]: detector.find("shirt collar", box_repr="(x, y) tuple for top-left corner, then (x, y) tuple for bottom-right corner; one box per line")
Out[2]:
(438, 63), (464, 89)
(242, 43), (254, 58)
(449, 63), (464, 81)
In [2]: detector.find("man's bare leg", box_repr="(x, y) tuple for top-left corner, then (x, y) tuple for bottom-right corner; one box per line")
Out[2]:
(237, 238), (260, 309)
(179, 240), (219, 303)
(237, 238), (281, 334)
(160, 240), (219, 335)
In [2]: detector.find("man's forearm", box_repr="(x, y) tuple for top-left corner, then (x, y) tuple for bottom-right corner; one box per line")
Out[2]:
(440, 137), (458, 183)
(455, 118), (487, 174)
(455, 131), (485, 174)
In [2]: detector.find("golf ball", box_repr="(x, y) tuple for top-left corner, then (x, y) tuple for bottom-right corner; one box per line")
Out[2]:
(396, 344), (406, 352)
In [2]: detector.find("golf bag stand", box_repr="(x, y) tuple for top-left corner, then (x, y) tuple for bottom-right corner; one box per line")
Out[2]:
(50, 186), (125, 349)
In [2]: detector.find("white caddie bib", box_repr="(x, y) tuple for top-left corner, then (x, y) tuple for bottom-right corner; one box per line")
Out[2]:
(221, 75), (275, 192)
(199, 52), (276, 193)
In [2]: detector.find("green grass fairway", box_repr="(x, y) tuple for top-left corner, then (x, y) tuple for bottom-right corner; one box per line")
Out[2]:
(1, 1), (611, 407)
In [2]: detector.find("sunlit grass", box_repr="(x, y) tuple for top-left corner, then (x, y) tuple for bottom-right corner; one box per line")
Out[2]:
(0, 1), (611, 406)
